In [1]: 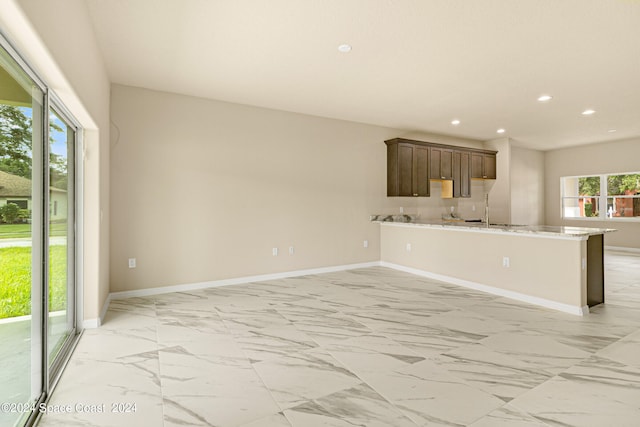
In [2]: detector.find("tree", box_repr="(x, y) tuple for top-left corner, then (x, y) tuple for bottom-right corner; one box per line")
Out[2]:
(0, 105), (68, 188)
(608, 174), (640, 195)
(0, 105), (32, 178)
(0, 203), (21, 224)
(578, 176), (600, 196)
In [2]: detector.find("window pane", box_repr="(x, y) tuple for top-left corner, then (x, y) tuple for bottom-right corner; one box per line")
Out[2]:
(607, 173), (640, 196)
(562, 176), (601, 219)
(0, 43), (44, 427)
(607, 196), (640, 218)
(562, 176), (600, 198)
(578, 176), (600, 196)
(48, 108), (75, 366)
(563, 197), (599, 218)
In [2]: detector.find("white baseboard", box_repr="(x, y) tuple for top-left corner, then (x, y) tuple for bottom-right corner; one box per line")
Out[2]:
(380, 261), (589, 316)
(605, 246), (640, 254)
(82, 318), (100, 329)
(82, 293), (112, 329)
(109, 262), (381, 300)
(93, 258), (592, 325)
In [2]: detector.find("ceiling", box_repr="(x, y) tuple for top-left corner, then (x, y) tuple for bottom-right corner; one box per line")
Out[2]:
(85, 0), (640, 151)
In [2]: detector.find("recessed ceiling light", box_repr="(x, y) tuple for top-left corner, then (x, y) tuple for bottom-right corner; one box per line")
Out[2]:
(582, 109), (596, 115)
(451, 119), (461, 125)
(337, 44), (352, 53)
(537, 95), (553, 102)
(496, 128), (506, 134)
(608, 129), (617, 133)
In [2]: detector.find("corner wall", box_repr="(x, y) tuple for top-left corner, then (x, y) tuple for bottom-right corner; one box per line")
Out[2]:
(545, 137), (640, 249)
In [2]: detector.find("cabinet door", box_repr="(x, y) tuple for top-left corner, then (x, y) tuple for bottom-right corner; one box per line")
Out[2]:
(397, 144), (414, 196)
(452, 151), (461, 198)
(470, 153), (483, 178)
(440, 149), (453, 179)
(460, 151), (471, 197)
(483, 154), (497, 179)
(429, 148), (441, 179)
(453, 151), (471, 198)
(414, 146), (430, 196)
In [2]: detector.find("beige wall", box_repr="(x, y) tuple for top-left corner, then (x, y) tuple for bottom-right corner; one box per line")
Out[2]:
(380, 224), (586, 308)
(511, 146), (545, 225)
(109, 85), (495, 292)
(545, 137), (640, 249)
(483, 138), (511, 224)
(2, 0), (111, 321)
(110, 85), (392, 291)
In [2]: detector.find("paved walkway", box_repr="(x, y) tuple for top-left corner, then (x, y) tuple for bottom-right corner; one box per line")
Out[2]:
(0, 236), (67, 248)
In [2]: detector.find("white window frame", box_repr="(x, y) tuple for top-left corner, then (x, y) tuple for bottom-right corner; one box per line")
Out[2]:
(561, 173), (640, 222)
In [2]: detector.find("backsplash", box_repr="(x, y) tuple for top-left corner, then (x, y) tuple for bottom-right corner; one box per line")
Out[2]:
(378, 180), (494, 220)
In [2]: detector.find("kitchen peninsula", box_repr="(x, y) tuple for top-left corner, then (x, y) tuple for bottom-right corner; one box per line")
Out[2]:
(375, 219), (615, 316)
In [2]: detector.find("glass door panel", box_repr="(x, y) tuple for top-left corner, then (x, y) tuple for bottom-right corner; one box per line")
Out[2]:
(0, 45), (44, 427)
(47, 108), (75, 367)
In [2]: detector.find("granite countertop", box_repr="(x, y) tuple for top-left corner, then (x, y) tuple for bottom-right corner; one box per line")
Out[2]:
(371, 216), (615, 239)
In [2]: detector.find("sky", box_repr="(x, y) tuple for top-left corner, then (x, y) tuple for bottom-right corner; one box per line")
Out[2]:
(19, 106), (68, 158)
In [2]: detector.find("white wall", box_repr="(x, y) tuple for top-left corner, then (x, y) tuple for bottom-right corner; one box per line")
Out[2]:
(380, 224), (587, 311)
(511, 146), (545, 225)
(1, 0), (111, 322)
(109, 85), (494, 292)
(545, 137), (640, 249)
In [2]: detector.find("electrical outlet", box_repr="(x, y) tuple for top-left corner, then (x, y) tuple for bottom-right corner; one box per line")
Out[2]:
(128, 258), (136, 268)
(272, 248), (278, 256)
(400, 207), (404, 214)
(472, 205), (476, 212)
(289, 246), (295, 255)
(406, 243), (412, 252)
(363, 240), (369, 248)
(502, 256), (510, 268)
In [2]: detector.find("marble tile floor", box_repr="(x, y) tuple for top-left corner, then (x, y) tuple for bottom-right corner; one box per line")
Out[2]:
(37, 250), (640, 427)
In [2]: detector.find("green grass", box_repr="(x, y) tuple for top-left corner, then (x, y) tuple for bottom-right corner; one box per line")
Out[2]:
(0, 222), (67, 239)
(0, 245), (67, 319)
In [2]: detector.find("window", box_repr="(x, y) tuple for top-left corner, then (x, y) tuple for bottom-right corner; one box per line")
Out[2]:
(607, 173), (640, 218)
(561, 173), (640, 220)
(562, 176), (600, 218)
(1, 34), (79, 427)
(7, 199), (28, 209)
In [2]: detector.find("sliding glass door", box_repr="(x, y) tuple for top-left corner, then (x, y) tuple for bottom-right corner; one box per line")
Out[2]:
(47, 107), (76, 377)
(0, 41), (44, 427)
(0, 36), (79, 427)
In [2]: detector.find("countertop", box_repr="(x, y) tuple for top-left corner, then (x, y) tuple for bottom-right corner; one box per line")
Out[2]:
(372, 217), (615, 240)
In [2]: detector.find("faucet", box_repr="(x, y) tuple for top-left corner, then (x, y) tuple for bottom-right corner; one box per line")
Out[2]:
(484, 193), (490, 227)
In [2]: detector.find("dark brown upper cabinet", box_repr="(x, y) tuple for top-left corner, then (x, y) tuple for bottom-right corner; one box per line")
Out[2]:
(385, 138), (497, 197)
(386, 142), (430, 197)
(453, 150), (471, 198)
(429, 147), (453, 180)
(471, 152), (497, 179)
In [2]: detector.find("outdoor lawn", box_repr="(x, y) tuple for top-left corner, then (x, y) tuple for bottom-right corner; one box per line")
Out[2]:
(0, 245), (67, 319)
(0, 222), (67, 239)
